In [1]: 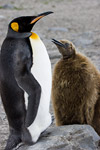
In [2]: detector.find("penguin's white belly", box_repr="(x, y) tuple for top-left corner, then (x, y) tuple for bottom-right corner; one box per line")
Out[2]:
(26, 33), (52, 142)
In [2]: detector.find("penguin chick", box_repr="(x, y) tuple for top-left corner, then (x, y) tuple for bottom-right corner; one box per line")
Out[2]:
(52, 39), (100, 135)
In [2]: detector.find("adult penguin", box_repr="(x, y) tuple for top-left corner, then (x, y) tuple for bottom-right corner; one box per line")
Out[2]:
(0, 11), (53, 150)
(52, 39), (100, 136)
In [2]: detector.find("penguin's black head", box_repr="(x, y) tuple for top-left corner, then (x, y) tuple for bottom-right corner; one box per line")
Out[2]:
(52, 39), (76, 59)
(8, 11), (53, 36)
(10, 16), (35, 33)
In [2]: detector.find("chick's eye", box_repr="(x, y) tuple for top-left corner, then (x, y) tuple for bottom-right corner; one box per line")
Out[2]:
(65, 43), (70, 48)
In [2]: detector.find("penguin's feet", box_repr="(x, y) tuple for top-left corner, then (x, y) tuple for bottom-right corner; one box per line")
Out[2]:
(21, 127), (34, 145)
(5, 132), (21, 150)
(5, 127), (34, 150)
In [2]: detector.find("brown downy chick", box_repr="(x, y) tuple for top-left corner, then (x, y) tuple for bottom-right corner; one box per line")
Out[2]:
(52, 39), (100, 135)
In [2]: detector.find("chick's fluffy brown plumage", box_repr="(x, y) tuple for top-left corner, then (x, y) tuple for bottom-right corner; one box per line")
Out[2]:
(52, 39), (100, 135)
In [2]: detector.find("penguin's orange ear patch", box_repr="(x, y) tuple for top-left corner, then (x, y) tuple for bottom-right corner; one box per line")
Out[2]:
(11, 22), (19, 32)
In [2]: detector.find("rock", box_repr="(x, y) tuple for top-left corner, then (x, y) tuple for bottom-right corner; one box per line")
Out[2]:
(2, 4), (14, 9)
(0, 15), (5, 20)
(18, 125), (100, 150)
(74, 31), (94, 47)
(48, 27), (68, 32)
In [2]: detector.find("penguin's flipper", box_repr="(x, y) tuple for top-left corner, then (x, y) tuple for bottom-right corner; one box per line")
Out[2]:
(16, 73), (41, 127)
(13, 50), (41, 127)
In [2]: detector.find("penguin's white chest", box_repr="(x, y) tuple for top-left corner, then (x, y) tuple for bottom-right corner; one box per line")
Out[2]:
(29, 34), (52, 92)
(26, 33), (52, 142)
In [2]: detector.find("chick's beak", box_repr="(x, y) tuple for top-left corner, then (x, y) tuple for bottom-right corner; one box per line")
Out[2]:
(52, 39), (65, 48)
(30, 11), (53, 24)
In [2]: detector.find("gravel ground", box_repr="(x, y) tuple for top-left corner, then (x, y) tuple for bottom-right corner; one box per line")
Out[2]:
(0, 0), (100, 149)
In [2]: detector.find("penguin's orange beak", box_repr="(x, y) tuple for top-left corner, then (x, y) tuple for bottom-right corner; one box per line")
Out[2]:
(30, 11), (53, 24)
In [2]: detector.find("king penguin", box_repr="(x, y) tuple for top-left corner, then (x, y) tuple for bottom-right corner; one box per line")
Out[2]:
(52, 39), (100, 135)
(0, 11), (53, 150)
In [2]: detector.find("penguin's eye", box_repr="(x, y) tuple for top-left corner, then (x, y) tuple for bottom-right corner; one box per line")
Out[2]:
(11, 22), (19, 32)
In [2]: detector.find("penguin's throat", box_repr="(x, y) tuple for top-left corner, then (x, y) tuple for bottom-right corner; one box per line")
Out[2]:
(30, 32), (40, 40)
